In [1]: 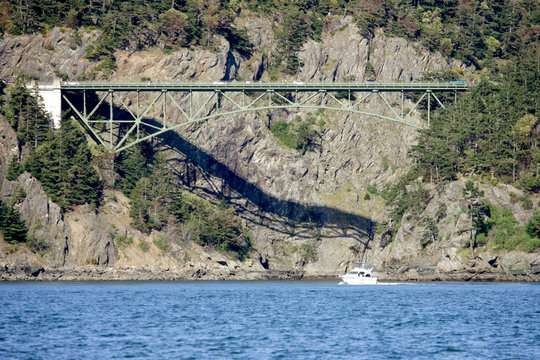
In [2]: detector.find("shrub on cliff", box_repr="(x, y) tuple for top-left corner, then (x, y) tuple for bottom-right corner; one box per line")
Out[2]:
(270, 117), (317, 154)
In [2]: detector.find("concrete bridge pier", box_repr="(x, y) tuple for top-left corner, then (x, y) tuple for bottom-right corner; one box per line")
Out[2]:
(34, 79), (62, 128)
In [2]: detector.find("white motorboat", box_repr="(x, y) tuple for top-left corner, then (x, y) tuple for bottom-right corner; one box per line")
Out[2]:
(339, 262), (378, 285)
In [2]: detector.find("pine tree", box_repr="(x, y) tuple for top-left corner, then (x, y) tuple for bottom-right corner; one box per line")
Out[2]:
(129, 177), (155, 233)
(5, 155), (22, 181)
(26, 118), (102, 211)
(0, 200), (27, 244)
(5, 82), (52, 151)
(116, 142), (153, 197)
(56, 118), (101, 210)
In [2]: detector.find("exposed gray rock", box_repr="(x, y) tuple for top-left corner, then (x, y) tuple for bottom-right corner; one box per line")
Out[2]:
(0, 27), (96, 81)
(0, 23), (537, 282)
(498, 253), (539, 275)
(1, 172), (69, 266)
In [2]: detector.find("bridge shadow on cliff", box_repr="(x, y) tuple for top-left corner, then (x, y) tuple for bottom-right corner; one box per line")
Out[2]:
(63, 91), (375, 254)
(147, 119), (375, 252)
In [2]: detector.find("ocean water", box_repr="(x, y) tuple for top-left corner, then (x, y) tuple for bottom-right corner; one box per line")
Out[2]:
(0, 281), (538, 359)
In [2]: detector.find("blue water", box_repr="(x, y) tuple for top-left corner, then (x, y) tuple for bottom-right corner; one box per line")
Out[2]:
(0, 281), (538, 359)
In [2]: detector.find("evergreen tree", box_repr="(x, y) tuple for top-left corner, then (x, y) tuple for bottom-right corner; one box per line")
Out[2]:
(115, 141), (153, 197)
(411, 47), (539, 188)
(130, 176), (155, 233)
(5, 155), (23, 181)
(5, 82), (52, 150)
(0, 200), (27, 244)
(526, 210), (540, 239)
(26, 118), (101, 211)
(463, 180), (487, 257)
(56, 118), (102, 210)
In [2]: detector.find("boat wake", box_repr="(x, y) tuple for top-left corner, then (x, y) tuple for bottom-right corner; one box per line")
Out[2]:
(338, 282), (416, 286)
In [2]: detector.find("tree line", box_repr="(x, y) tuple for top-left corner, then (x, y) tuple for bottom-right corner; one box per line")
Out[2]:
(410, 46), (539, 190)
(378, 44), (539, 254)
(1, 1), (537, 76)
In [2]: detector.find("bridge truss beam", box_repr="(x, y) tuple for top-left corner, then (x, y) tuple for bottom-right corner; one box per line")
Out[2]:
(62, 82), (467, 153)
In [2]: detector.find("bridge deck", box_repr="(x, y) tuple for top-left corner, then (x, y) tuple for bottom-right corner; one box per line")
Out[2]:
(61, 81), (470, 92)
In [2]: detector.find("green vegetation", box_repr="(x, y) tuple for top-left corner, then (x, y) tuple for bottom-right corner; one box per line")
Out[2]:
(366, 184), (378, 194)
(475, 205), (540, 253)
(4, 80), (52, 148)
(0, 199), (27, 243)
(526, 210), (540, 239)
(138, 239), (150, 252)
(410, 50), (539, 187)
(111, 227), (133, 249)
(25, 117), (102, 211)
(6, 155), (23, 181)
(270, 116), (317, 154)
(2, 1), (536, 76)
(420, 216), (438, 248)
(119, 148), (251, 259)
(1, 0), (252, 76)
(153, 235), (170, 253)
(381, 181), (430, 226)
(0, 80), (250, 259)
(2, 81), (102, 211)
(1, 1), (538, 258)
(291, 241), (318, 262)
(376, 180), (431, 243)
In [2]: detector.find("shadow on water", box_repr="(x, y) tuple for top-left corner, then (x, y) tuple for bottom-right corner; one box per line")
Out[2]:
(63, 91), (376, 256)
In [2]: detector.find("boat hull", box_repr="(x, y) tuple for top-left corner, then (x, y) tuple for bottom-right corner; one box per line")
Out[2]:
(339, 276), (378, 285)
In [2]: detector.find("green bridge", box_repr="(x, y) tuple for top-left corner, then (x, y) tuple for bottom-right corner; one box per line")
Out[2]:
(58, 81), (470, 153)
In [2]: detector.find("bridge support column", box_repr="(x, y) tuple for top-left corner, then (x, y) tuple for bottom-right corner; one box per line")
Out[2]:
(36, 79), (62, 128)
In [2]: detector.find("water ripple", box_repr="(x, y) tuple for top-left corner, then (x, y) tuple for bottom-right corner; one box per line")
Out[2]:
(0, 281), (538, 359)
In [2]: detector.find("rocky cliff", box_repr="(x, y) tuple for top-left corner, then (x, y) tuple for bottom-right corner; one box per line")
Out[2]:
(0, 19), (538, 281)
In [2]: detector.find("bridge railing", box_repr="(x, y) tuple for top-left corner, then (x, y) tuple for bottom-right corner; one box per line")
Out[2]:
(61, 81), (471, 92)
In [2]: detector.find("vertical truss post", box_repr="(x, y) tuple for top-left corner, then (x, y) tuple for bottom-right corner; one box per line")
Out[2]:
(427, 90), (431, 127)
(320, 90), (326, 106)
(189, 91), (192, 118)
(109, 89), (113, 147)
(401, 90), (404, 119)
(242, 90), (245, 108)
(162, 89), (167, 128)
(136, 90), (140, 140)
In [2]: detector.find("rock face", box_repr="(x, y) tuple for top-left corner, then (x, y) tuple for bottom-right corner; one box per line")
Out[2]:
(0, 19), (538, 281)
(0, 27), (96, 81)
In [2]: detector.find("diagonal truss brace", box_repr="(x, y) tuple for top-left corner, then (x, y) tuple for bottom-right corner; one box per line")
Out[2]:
(63, 87), (451, 153)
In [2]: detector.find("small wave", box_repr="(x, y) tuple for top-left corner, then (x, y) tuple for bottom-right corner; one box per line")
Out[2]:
(376, 282), (419, 286)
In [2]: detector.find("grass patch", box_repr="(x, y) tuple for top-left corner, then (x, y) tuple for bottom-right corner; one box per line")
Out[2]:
(153, 235), (171, 253)
(138, 240), (150, 252)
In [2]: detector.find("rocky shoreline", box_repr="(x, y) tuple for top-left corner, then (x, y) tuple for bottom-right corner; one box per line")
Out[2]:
(2, 266), (538, 282)
(1, 25), (539, 284)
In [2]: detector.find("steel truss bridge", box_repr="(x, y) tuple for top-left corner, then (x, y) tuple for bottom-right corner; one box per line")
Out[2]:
(61, 81), (469, 153)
